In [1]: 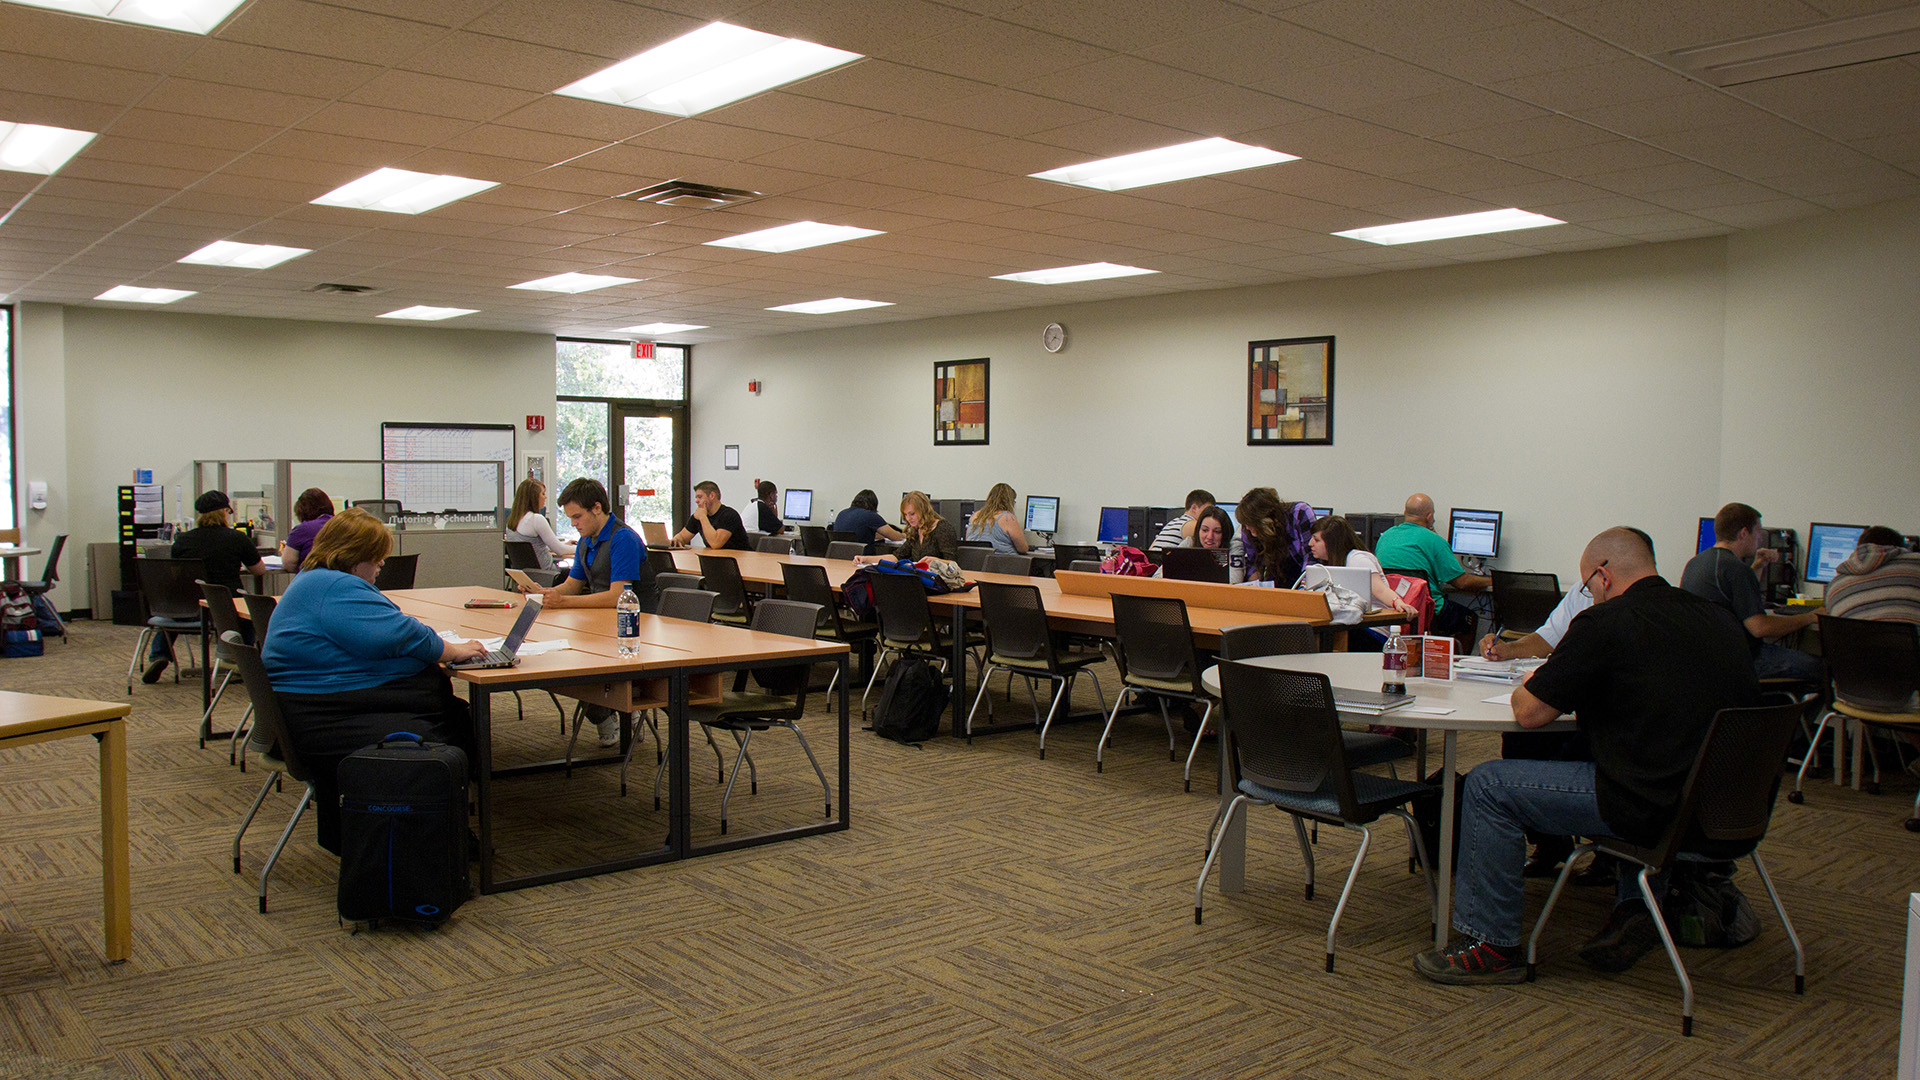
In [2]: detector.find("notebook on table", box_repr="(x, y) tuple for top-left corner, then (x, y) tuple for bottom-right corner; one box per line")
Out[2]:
(449, 597), (542, 670)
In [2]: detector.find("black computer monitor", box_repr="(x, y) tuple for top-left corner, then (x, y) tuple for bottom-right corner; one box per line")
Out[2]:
(1805, 522), (1867, 584)
(1098, 506), (1128, 544)
(1696, 516), (1716, 553)
(1447, 508), (1501, 558)
(781, 488), (812, 521)
(1214, 501), (1238, 523)
(1024, 495), (1059, 534)
(1312, 506), (1333, 519)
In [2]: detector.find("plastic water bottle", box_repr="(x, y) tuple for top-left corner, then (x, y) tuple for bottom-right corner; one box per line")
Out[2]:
(617, 585), (640, 658)
(1381, 632), (1407, 695)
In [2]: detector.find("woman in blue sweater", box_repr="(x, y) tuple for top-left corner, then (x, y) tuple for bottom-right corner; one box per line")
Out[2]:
(264, 507), (485, 852)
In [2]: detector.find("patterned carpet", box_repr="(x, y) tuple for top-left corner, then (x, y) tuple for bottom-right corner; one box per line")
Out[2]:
(0, 622), (1909, 1079)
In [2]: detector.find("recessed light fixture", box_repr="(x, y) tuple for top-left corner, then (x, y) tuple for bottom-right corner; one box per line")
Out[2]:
(705, 221), (883, 253)
(993, 262), (1159, 285)
(379, 306), (478, 321)
(0, 121), (95, 175)
(768, 298), (892, 314)
(1031, 137), (1298, 192)
(1332, 208), (1566, 245)
(311, 167), (498, 215)
(556, 22), (862, 117)
(3, 0), (247, 34)
(96, 285), (194, 304)
(507, 272), (641, 294)
(619, 322), (708, 335)
(178, 240), (311, 269)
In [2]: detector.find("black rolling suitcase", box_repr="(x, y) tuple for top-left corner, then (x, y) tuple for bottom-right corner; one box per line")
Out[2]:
(337, 732), (470, 926)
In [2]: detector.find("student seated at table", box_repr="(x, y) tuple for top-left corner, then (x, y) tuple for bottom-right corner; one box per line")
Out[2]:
(1415, 527), (1757, 984)
(965, 483), (1029, 555)
(1234, 487), (1317, 587)
(1308, 515), (1419, 616)
(669, 480), (751, 551)
(144, 490), (269, 683)
(263, 508), (487, 854)
(1152, 489), (1215, 550)
(278, 487), (334, 573)
(750, 479), (786, 536)
(525, 478), (651, 744)
(830, 489), (905, 546)
(854, 492), (958, 567)
(1825, 525), (1920, 625)
(1680, 502), (1822, 681)
(1177, 505), (1246, 584)
(504, 478), (575, 570)
(1372, 493), (1491, 642)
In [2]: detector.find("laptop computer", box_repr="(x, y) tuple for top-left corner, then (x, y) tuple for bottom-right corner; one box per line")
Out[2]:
(640, 520), (670, 547)
(449, 596), (542, 670)
(1159, 546), (1230, 583)
(1295, 564), (1377, 600)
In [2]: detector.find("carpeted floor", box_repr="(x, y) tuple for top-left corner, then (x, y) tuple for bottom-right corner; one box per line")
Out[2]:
(0, 621), (1909, 1078)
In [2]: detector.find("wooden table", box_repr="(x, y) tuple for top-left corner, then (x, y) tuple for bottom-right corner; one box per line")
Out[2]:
(0, 692), (131, 962)
(1200, 652), (1572, 949)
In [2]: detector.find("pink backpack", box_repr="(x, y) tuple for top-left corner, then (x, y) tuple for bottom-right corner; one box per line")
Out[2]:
(1099, 545), (1155, 577)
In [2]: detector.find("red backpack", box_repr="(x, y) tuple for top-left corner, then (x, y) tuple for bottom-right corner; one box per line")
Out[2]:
(1099, 545), (1155, 577)
(1382, 574), (1433, 634)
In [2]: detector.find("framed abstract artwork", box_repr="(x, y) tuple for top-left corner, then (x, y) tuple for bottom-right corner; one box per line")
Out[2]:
(934, 358), (989, 445)
(1248, 336), (1333, 445)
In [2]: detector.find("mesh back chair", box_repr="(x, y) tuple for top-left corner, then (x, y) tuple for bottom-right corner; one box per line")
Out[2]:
(697, 555), (753, 625)
(825, 541), (866, 561)
(1796, 616), (1920, 819)
(983, 553), (1033, 576)
(862, 570), (984, 720)
(5, 533), (66, 642)
(827, 530), (861, 543)
(1097, 594), (1211, 775)
(781, 563), (876, 699)
(796, 525), (831, 557)
(656, 571), (704, 594)
(196, 580), (252, 750)
(1159, 547), (1230, 583)
(1068, 560), (1104, 574)
(241, 592), (277, 639)
(223, 633), (318, 914)
(756, 536), (796, 554)
(1051, 544), (1100, 571)
(656, 588), (718, 623)
(967, 582), (1108, 755)
(505, 540), (565, 588)
(954, 546), (991, 572)
(1195, 661), (1436, 972)
(653, 600), (832, 834)
(373, 553), (418, 590)
(1527, 699), (1810, 1036)
(1218, 624), (1413, 777)
(126, 557), (206, 694)
(1491, 570), (1562, 636)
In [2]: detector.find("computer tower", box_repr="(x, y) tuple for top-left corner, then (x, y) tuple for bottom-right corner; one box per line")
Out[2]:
(1762, 527), (1798, 604)
(934, 499), (975, 526)
(1126, 506), (1174, 550)
(1350, 512), (1402, 552)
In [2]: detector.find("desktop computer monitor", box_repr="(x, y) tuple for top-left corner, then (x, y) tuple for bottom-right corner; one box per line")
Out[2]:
(781, 488), (812, 521)
(1696, 516), (1717, 553)
(1312, 506), (1333, 519)
(1098, 506), (1128, 544)
(1805, 522), (1867, 584)
(1448, 508), (1502, 558)
(1214, 501), (1238, 523)
(1024, 495), (1060, 534)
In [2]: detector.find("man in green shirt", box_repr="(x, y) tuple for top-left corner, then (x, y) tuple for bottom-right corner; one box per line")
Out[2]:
(1372, 493), (1491, 642)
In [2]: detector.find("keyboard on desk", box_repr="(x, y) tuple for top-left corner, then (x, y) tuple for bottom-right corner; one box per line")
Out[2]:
(450, 648), (517, 670)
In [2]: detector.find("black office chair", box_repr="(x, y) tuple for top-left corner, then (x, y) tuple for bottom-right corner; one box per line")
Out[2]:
(645, 548), (678, 576)
(1097, 594), (1209, 776)
(1217, 623), (1411, 775)
(825, 542), (866, 562)
(225, 634), (319, 914)
(1068, 560), (1104, 574)
(126, 557), (206, 695)
(1797, 616), (1920, 817)
(756, 536), (796, 555)
(1491, 570), (1561, 636)
(697, 555), (753, 625)
(781, 562), (876, 699)
(505, 540), (564, 588)
(3, 533), (66, 642)
(1050, 544), (1100, 571)
(797, 525), (830, 558)
(862, 571), (985, 721)
(1159, 547), (1230, 584)
(1526, 699), (1809, 1036)
(954, 546), (991, 572)
(196, 579), (251, 750)
(983, 553), (1032, 576)
(967, 582), (1107, 756)
(374, 553), (418, 590)
(828, 531), (862, 544)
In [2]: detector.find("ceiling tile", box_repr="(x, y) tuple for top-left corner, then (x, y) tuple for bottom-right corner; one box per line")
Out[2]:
(737, 0), (978, 56)
(399, 31), (608, 92)
(170, 40), (382, 96)
(0, 52), (162, 106)
(887, 20), (1112, 85)
(220, 0), (454, 66)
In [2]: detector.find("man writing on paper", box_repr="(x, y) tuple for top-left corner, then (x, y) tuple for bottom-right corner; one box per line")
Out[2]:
(525, 477), (650, 747)
(1416, 527), (1757, 984)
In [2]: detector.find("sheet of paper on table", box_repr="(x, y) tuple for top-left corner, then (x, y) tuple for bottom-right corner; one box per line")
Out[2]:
(1481, 691), (1514, 705)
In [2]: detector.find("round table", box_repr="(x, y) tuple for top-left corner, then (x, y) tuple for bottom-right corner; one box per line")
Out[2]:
(1201, 651), (1572, 949)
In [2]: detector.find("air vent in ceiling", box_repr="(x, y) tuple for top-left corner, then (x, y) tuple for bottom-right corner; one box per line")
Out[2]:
(1666, 5), (1920, 86)
(618, 180), (763, 209)
(306, 282), (385, 295)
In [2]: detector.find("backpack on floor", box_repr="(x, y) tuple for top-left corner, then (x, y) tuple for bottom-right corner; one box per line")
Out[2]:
(870, 655), (947, 744)
(1667, 862), (1761, 948)
(337, 733), (470, 927)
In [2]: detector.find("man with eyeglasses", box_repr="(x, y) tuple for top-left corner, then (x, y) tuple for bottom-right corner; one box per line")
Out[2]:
(1416, 527), (1757, 985)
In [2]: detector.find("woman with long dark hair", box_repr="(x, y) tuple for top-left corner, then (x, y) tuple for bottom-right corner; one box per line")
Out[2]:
(1233, 487), (1317, 586)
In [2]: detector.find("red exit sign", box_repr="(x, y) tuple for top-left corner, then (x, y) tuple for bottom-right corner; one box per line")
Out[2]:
(633, 342), (654, 359)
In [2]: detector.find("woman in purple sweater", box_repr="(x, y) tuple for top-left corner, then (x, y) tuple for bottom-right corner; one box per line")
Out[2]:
(278, 487), (335, 572)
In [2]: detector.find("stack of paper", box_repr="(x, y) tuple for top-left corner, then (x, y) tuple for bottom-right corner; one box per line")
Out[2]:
(1455, 657), (1546, 684)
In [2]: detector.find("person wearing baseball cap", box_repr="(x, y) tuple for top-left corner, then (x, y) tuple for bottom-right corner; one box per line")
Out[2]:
(142, 489), (268, 683)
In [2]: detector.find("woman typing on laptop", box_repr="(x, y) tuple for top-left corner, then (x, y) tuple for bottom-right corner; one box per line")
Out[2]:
(263, 507), (485, 853)
(1309, 516), (1419, 616)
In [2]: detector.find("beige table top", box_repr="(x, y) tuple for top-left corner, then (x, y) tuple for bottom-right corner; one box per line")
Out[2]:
(0, 692), (131, 738)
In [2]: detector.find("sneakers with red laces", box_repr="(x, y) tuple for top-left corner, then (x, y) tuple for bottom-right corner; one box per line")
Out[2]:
(1414, 938), (1527, 984)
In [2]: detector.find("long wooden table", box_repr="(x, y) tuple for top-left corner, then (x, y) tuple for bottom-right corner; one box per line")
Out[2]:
(384, 588), (849, 892)
(0, 692), (131, 962)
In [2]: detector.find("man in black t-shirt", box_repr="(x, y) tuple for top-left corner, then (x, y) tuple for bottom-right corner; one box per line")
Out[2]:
(669, 480), (751, 551)
(144, 490), (268, 682)
(1416, 528), (1757, 985)
(1680, 501), (1822, 681)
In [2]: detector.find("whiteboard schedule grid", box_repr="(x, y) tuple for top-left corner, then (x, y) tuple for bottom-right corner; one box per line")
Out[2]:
(381, 422), (516, 515)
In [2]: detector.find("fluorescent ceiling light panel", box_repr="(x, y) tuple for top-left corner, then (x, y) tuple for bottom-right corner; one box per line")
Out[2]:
(0, 121), (95, 175)
(2, 0), (247, 34)
(1030, 137), (1298, 191)
(178, 240), (311, 269)
(95, 285), (194, 304)
(767, 298), (892, 314)
(378, 306), (477, 321)
(1333, 208), (1566, 245)
(311, 167), (498, 215)
(619, 322), (707, 335)
(556, 22), (862, 117)
(704, 221), (882, 253)
(507, 272), (640, 294)
(993, 262), (1159, 285)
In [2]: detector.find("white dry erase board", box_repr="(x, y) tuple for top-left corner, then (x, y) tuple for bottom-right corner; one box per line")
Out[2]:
(380, 422), (516, 515)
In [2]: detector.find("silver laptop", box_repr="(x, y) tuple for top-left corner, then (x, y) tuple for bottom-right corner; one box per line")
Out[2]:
(1295, 564), (1378, 600)
(449, 596), (542, 669)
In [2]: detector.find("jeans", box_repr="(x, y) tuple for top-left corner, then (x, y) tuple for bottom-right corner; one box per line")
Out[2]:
(1754, 640), (1822, 682)
(1451, 759), (1638, 947)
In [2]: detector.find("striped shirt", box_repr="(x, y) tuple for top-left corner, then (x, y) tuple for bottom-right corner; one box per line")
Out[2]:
(1827, 545), (1920, 625)
(1150, 513), (1192, 550)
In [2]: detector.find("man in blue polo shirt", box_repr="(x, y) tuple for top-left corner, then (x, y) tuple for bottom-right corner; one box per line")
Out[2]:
(528, 477), (652, 745)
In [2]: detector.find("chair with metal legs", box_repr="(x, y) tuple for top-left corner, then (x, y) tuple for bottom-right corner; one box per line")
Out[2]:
(222, 632), (319, 914)
(126, 557), (206, 697)
(1792, 616), (1920, 822)
(966, 582), (1106, 757)
(1526, 699), (1809, 1036)
(780, 562), (876, 701)
(196, 580), (251, 755)
(697, 554), (754, 625)
(1097, 593), (1209, 776)
(861, 571), (985, 721)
